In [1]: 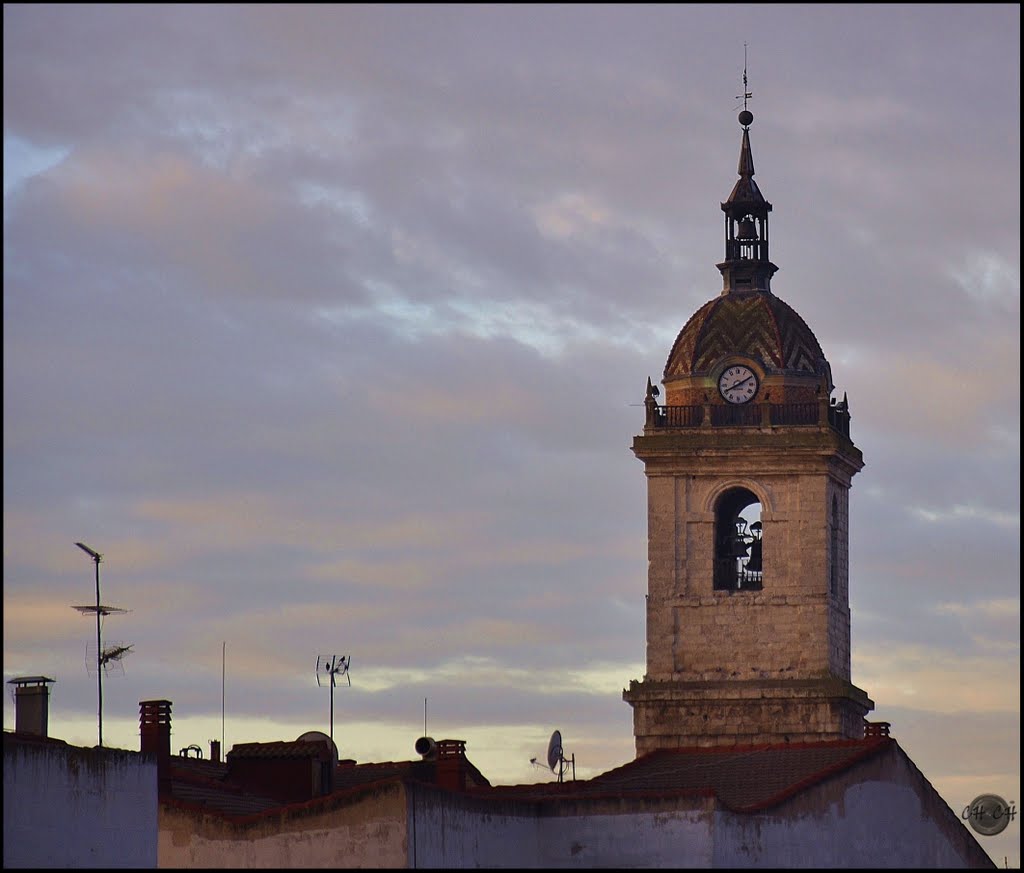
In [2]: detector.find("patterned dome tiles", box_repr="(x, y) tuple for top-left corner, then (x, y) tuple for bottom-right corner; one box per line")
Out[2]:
(665, 292), (825, 379)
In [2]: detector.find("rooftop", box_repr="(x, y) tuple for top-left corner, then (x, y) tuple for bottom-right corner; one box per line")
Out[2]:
(157, 735), (894, 821)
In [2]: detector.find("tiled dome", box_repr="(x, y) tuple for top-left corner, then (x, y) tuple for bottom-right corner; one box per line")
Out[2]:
(664, 290), (828, 380)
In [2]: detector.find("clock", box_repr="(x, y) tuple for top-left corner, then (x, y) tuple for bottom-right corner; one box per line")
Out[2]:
(719, 365), (759, 404)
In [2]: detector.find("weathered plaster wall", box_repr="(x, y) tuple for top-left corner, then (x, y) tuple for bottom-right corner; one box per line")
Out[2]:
(410, 788), (715, 869)
(409, 786), (540, 868)
(158, 780), (407, 868)
(714, 747), (993, 868)
(536, 805), (714, 869)
(153, 745), (991, 869)
(3, 739), (158, 868)
(408, 748), (991, 869)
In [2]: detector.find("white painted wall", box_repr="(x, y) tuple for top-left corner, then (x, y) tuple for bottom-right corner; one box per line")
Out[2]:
(536, 808), (714, 869)
(407, 760), (986, 869)
(3, 740), (158, 868)
(409, 788), (540, 868)
(409, 788), (715, 869)
(715, 781), (977, 868)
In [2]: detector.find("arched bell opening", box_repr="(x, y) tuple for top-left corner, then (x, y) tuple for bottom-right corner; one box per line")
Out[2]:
(724, 212), (770, 263)
(713, 488), (763, 591)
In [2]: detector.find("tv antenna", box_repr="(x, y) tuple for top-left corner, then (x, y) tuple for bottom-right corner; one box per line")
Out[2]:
(85, 641), (135, 676)
(545, 730), (575, 783)
(315, 654), (351, 749)
(72, 542), (132, 747)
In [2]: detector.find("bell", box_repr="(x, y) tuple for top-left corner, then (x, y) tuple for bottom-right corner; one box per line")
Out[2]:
(745, 539), (762, 572)
(736, 217), (758, 240)
(724, 535), (750, 559)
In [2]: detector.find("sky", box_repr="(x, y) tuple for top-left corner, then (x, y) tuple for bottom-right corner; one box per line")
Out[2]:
(3, 4), (1019, 864)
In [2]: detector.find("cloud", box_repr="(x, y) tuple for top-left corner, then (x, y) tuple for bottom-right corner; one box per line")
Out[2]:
(3, 7), (1018, 864)
(855, 646), (1018, 715)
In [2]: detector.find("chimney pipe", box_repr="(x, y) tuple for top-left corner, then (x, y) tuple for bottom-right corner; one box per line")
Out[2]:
(435, 739), (468, 791)
(8, 676), (56, 737)
(140, 699), (172, 795)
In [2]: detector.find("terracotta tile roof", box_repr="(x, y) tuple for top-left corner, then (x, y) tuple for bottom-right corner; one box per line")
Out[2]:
(479, 739), (891, 811)
(167, 757), (283, 817)
(578, 738), (891, 811)
(171, 755), (228, 780)
(169, 776), (282, 817)
(3, 730), (71, 749)
(166, 740), (885, 820)
(165, 756), (464, 819)
(227, 740), (330, 759)
(332, 760), (422, 791)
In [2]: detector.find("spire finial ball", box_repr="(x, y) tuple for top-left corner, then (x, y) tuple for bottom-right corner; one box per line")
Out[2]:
(738, 110), (753, 128)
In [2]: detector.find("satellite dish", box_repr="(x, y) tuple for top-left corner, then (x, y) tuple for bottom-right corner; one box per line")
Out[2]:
(547, 730), (563, 772)
(297, 729), (339, 767)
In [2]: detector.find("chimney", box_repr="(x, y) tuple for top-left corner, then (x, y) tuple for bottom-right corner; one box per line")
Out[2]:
(210, 739), (221, 764)
(435, 739), (468, 791)
(140, 699), (172, 795)
(8, 676), (56, 737)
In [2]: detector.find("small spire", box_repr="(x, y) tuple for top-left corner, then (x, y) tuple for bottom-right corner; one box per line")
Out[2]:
(737, 121), (755, 178)
(717, 48), (777, 295)
(735, 45), (756, 178)
(725, 114), (765, 207)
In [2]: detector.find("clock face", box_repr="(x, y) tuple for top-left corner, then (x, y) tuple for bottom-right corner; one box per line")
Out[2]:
(719, 365), (759, 404)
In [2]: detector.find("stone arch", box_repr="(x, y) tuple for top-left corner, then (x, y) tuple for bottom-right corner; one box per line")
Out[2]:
(703, 478), (773, 516)
(711, 484), (765, 591)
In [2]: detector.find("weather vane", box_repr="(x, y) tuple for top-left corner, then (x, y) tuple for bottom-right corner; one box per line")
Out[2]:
(736, 43), (752, 112)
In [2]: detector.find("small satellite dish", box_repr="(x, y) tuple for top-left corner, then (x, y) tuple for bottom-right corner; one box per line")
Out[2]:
(297, 729), (340, 767)
(547, 730), (563, 772)
(543, 729), (575, 782)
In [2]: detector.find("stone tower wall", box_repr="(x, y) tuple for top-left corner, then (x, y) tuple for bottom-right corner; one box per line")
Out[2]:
(626, 427), (870, 750)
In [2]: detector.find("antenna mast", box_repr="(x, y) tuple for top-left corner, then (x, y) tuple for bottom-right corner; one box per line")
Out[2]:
(72, 542), (131, 748)
(222, 641), (226, 754)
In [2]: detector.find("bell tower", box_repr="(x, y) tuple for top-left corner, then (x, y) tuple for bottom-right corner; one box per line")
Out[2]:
(623, 108), (873, 754)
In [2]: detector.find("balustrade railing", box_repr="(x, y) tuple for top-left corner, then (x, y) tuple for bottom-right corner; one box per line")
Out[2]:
(713, 558), (763, 591)
(647, 399), (851, 437)
(711, 404), (761, 427)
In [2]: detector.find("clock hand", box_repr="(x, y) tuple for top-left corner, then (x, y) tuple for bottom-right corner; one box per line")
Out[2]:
(727, 376), (753, 391)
